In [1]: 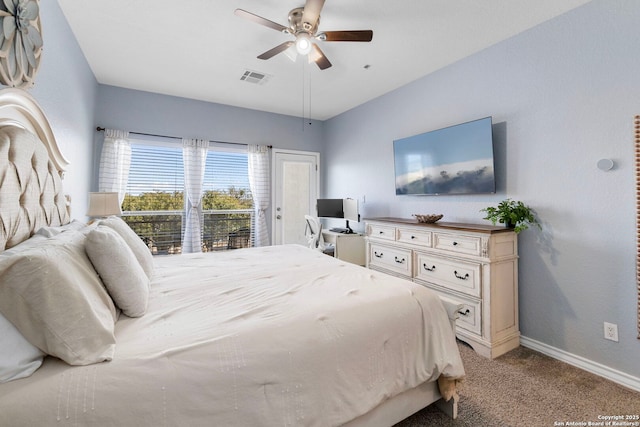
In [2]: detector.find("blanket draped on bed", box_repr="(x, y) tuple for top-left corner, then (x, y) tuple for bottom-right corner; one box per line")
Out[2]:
(0, 245), (464, 427)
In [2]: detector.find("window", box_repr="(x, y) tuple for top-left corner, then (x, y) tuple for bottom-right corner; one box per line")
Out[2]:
(121, 139), (253, 254)
(201, 150), (253, 251)
(203, 150), (252, 209)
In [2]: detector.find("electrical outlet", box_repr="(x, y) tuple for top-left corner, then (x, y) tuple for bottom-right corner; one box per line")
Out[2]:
(604, 322), (618, 342)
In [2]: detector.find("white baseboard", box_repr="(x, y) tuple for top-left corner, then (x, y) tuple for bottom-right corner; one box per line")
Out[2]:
(520, 336), (640, 393)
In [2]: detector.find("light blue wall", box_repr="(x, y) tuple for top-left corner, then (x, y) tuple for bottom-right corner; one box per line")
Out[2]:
(29, 0), (98, 217)
(95, 85), (324, 152)
(324, 0), (640, 378)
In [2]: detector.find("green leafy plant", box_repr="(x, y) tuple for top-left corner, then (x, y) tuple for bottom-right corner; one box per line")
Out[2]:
(480, 199), (540, 233)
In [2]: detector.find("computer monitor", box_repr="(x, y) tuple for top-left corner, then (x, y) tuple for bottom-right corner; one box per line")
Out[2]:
(343, 198), (359, 223)
(316, 198), (360, 233)
(316, 199), (344, 219)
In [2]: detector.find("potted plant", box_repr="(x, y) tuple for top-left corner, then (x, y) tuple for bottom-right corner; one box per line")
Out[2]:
(480, 199), (540, 233)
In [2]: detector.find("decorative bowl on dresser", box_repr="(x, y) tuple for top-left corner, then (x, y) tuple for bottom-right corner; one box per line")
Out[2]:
(412, 213), (444, 223)
(364, 217), (519, 359)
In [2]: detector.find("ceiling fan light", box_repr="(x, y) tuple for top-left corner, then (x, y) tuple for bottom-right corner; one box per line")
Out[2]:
(295, 33), (312, 55)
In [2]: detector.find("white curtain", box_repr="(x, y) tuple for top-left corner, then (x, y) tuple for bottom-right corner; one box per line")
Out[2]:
(182, 138), (209, 253)
(248, 145), (270, 247)
(98, 129), (131, 205)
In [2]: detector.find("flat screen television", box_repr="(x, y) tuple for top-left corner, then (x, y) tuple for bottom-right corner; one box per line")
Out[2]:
(393, 117), (495, 195)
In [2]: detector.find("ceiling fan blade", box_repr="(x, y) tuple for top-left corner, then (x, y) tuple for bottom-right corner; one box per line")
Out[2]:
(234, 9), (289, 33)
(320, 30), (373, 42)
(302, 0), (325, 30)
(258, 41), (295, 60)
(310, 43), (332, 70)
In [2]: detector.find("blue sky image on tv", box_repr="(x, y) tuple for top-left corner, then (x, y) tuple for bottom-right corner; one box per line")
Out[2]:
(393, 117), (495, 195)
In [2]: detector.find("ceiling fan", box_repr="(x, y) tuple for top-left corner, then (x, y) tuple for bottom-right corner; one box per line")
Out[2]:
(234, 0), (373, 70)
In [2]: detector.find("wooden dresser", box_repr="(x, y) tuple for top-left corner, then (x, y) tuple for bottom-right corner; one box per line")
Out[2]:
(364, 217), (519, 359)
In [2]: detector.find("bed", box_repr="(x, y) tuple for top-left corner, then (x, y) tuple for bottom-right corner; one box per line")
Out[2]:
(0, 88), (465, 426)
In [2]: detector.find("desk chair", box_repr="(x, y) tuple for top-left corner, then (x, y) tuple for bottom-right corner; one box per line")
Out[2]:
(304, 215), (335, 255)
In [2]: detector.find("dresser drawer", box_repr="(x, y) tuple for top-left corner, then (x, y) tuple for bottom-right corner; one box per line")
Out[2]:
(396, 227), (432, 247)
(368, 224), (396, 241)
(414, 252), (481, 297)
(369, 243), (412, 276)
(430, 290), (482, 336)
(433, 233), (482, 256)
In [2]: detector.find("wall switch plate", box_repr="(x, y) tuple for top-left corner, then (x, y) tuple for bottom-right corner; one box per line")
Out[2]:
(604, 322), (619, 342)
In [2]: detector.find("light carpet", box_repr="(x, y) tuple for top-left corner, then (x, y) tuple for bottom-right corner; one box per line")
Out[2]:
(395, 341), (640, 426)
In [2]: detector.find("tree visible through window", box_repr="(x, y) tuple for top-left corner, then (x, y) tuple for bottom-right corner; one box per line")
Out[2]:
(122, 140), (253, 254)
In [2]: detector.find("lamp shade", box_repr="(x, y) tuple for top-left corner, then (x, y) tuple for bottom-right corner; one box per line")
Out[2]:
(87, 192), (122, 217)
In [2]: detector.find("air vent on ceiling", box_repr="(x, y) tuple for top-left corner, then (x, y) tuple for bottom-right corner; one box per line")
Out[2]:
(240, 70), (270, 85)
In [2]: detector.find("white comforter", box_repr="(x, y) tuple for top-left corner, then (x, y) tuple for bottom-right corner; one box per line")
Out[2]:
(0, 245), (464, 426)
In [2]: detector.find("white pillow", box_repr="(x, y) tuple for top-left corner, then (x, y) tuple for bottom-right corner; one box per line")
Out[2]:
(99, 216), (154, 279)
(0, 230), (117, 365)
(86, 226), (149, 317)
(0, 312), (45, 383)
(0, 234), (48, 382)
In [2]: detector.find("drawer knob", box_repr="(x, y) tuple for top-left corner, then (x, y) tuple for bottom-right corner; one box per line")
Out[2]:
(374, 251), (383, 258)
(423, 264), (436, 272)
(379, 231), (384, 234)
(394, 256), (405, 264)
(454, 271), (470, 280)
(453, 241), (458, 246)
(410, 235), (416, 239)
(457, 308), (471, 316)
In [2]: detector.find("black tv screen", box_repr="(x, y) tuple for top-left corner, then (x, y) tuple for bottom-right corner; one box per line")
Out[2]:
(393, 117), (495, 195)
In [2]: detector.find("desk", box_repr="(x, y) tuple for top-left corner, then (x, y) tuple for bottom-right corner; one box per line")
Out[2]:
(322, 230), (366, 266)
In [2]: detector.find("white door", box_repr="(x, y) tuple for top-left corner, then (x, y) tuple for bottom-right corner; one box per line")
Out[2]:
(272, 150), (319, 245)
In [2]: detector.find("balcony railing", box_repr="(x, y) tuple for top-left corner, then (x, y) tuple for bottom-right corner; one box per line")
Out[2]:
(122, 209), (253, 255)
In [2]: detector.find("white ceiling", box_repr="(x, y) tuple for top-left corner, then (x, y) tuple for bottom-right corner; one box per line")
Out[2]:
(57, 0), (591, 121)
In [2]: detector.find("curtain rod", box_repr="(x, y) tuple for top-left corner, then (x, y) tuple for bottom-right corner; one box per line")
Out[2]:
(96, 127), (272, 149)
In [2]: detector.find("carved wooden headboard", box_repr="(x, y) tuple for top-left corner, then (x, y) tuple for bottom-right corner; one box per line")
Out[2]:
(0, 88), (70, 251)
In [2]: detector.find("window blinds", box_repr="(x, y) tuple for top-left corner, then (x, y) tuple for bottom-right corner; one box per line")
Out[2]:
(203, 151), (252, 203)
(122, 140), (254, 254)
(124, 142), (184, 210)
